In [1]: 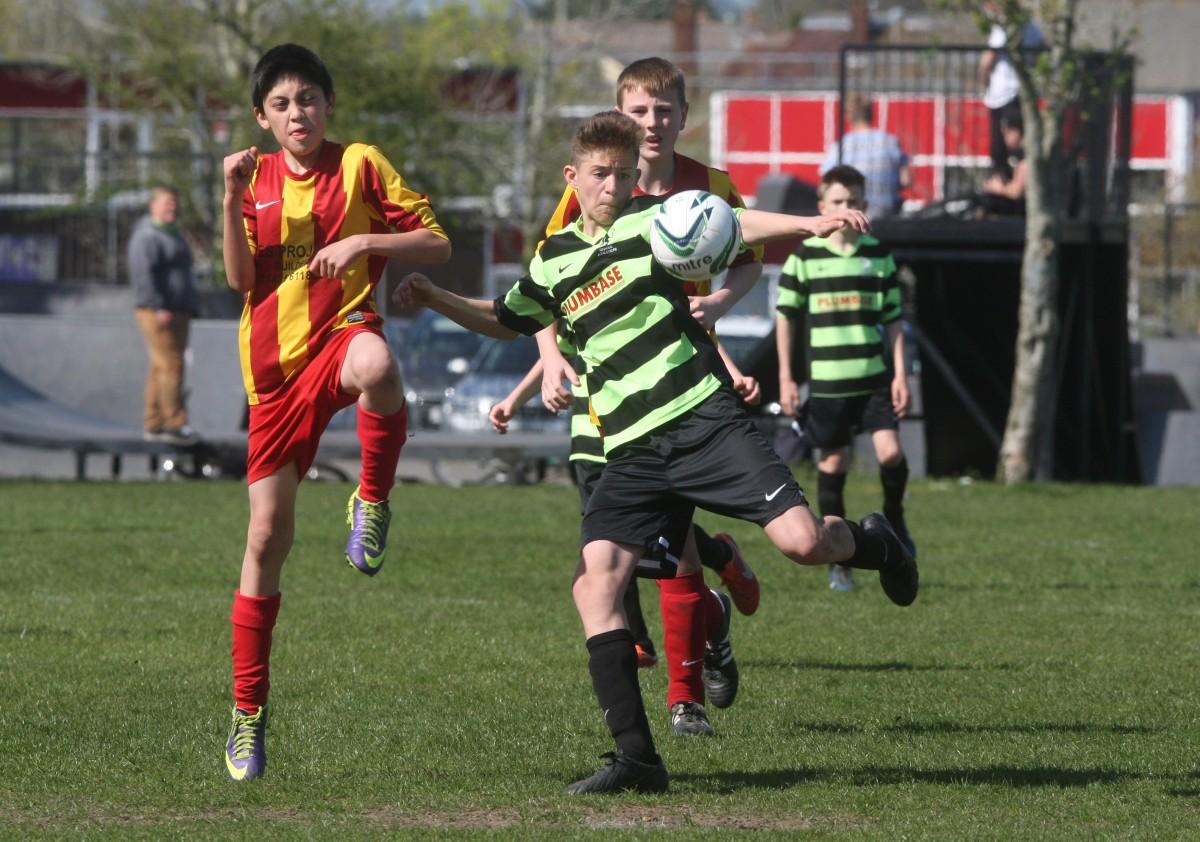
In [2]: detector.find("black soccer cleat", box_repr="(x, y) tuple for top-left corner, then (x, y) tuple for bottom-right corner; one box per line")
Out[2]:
(886, 510), (918, 560)
(702, 590), (740, 709)
(564, 751), (669, 795)
(862, 512), (919, 606)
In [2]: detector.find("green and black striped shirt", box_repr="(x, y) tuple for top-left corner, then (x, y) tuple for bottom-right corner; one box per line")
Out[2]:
(776, 235), (901, 397)
(556, 330), (604, 464)
(495, 195), (728, 455)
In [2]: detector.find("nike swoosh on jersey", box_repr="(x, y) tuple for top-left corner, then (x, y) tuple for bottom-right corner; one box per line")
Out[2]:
(682, 658), (703, 667)
(255, 200), (281, 210)
(765, 483), (788, 501)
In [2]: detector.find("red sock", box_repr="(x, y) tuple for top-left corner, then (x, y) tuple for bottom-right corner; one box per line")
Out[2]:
(357, 403), (408, 503)
(231, 590), (281, 711)
(656, 571), (707, 707)
(702, 587), (724, 645)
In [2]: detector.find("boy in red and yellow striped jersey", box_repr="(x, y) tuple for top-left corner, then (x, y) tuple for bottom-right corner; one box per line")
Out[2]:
(538, 58), (762, 739)
(220, 43), (450, 781)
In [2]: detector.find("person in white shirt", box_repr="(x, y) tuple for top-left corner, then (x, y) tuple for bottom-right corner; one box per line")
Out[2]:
(977, 6), (1043, 179)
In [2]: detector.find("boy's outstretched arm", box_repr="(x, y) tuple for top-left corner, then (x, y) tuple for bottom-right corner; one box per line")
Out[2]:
(392, 273), (518, 339)
(490, 358), (545, 434)
(739, 207), (869, 246)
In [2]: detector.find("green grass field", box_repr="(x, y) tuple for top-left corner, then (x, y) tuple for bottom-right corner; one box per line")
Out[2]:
(2, 475), (1198, 839)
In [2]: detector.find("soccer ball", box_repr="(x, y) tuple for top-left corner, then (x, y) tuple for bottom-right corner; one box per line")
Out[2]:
(650, 190), (742, 282)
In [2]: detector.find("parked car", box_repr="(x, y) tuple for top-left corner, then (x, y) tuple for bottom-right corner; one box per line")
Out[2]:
(387, 310), (486, 429)
(441, 336), (568, 434)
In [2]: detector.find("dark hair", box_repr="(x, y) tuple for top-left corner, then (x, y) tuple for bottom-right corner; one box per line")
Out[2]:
(846, 92), (873, 124)
(251, 44), (334, 111)
(819, 164), (867, 198)
(617, 57), (687, 108)
(571, 111), (642, 164)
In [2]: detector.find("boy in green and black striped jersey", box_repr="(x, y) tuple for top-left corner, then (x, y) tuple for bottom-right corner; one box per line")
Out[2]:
(394, 113), (917, 796)
(775, 165), (917, 594)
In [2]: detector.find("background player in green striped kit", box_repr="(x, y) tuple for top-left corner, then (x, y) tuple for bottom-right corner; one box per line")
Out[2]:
(776, 165), (917, 593)
(395, 114), (916, 794)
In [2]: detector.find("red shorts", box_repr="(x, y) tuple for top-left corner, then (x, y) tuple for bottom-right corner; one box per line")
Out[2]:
(246, 326), (375, 485)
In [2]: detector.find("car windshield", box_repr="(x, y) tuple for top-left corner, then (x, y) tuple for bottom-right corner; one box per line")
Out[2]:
(473, 336), (541, 375)
(400, 314), (483, 372)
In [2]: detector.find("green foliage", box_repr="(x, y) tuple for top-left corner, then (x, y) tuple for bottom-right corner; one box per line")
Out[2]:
(2, 476), (1199, 837)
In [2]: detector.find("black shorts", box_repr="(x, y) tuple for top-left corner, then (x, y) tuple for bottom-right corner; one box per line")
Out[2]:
(581, 388), (807, 575)
(572, 458), (605, 516)
(802, 389), (898, 451)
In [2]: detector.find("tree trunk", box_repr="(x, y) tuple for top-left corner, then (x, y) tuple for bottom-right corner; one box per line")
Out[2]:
(998, 148), (1065, 484)
(998, 213), (1059, 483)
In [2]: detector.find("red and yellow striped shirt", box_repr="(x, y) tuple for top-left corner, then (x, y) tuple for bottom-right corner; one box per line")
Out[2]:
(541, 152), (762, 298)
(238, 141), (446, 405)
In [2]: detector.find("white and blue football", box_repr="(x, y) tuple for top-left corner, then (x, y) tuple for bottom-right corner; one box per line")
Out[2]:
(650, 189), (741, 282)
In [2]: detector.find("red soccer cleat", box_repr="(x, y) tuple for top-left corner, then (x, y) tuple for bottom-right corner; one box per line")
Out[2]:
(635, 641), (658, 669)
(714, 533), (759, 615)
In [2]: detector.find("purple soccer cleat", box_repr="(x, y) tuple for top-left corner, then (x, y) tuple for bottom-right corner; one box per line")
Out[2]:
(224, 705), (267, 781)
(345, 486), (391, 576)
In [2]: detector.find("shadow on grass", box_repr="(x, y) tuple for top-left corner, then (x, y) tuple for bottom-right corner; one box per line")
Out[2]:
(677, 765), (1144, 791)
(849, 766), (1136, 787)
(881, 720), (1161, 736)
(786, 720), (1157, 737)
(673, 768), (825, 792)
(750, 659), (1020, 673)
(1167, 769), (1200, 796)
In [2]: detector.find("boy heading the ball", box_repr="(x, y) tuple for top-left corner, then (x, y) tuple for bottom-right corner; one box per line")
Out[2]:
(394, 110), (918, 795)
(220, 43), (450, 781)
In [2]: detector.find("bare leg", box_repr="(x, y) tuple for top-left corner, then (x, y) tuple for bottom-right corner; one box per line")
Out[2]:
(240, 464), (300, 597)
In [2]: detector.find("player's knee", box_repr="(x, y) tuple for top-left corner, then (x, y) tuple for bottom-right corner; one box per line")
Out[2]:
(776, 524), (826, 565)
(819, 449), (848, 473)
(245, 509), (293, 561)
(877, 444), (903, 466)
(354, 348), (399, 392)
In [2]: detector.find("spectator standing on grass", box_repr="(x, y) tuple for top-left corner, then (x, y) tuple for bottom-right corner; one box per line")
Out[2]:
(821, 93), (910, 219)
(129, 185), (197, 444)
(978, 2), (1043, 180)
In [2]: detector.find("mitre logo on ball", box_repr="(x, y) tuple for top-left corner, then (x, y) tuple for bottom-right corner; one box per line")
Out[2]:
(650, 190), (742, 282)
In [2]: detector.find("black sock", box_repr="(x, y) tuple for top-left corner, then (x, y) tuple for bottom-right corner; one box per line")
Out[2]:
(692, 525), (732, 573)
(817, 470), (847, 519)
(586, 629), (655, 761)
(841, 519), (888, 570)
(880, 458), (909, 521)
(622, 581), (650, 645)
